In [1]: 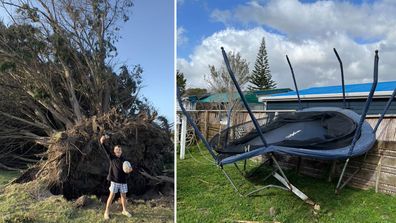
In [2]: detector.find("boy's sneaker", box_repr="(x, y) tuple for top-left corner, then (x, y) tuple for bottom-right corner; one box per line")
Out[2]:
(104, 212), (110, 220)
(122, 210), (132, 217)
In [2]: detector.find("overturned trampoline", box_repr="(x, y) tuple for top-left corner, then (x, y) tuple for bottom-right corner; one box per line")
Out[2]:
(177, 47), (396, 206)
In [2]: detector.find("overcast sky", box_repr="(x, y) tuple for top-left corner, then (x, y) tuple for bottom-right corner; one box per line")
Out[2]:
(177, 0), (396, 91)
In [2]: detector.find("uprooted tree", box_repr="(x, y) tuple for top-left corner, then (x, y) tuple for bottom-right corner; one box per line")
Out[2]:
(0, 0), (173, 199)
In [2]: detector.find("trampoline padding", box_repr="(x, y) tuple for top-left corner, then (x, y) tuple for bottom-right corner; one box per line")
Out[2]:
(213, 107), (375, 165)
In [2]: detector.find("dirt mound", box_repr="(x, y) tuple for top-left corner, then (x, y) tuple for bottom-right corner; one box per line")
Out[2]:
(15, 109), (173, 199)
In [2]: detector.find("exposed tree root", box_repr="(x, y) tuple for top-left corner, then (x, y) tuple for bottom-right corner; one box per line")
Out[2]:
(15, 109), (173, 200)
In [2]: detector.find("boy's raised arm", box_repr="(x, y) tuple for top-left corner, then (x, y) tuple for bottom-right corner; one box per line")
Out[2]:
(99, 135), (113, 159)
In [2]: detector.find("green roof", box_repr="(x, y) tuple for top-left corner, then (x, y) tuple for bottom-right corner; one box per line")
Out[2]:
(254, 88), (292, 95)
(199, 92), (241, 103)
(198, 89), (292, 104)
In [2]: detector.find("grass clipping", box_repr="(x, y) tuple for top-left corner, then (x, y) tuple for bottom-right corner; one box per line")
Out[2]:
(15, 109), (174, 200)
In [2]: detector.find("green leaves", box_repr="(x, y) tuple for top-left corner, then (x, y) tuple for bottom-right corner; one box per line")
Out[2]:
(249, 37), (276, 91)
(177, 70), (187, 95)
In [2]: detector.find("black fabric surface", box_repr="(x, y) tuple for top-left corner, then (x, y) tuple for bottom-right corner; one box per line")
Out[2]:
(210, 111), (358, 155)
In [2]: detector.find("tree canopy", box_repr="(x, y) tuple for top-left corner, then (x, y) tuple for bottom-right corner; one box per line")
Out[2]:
(207, 51), (250, 93)
(184, 88), (207, 97)
(249, 37), (276, 91)
(0, 0), (162, 169)
(206, 51), (250, 109)
(176, 70), (187, 95)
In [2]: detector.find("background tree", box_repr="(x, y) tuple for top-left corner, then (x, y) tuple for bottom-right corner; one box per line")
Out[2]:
(248, 37), (276, 91)
(206, 50), (250, 112)
(176, 70), (187, 95)
(184, 88), (207, 97)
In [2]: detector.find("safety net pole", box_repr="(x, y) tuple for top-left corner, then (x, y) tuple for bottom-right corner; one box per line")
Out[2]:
(176, 88), (218, 161)
(333, 48), (347, 108)
(336, 50), (379, 193)
(222, 47), (295, 190)
(223, 103), (236, 150)
(373, 88), (396, 133)
(221, 47), (268, 147)
(348, 50), (379, 157)
(286, 55), (302, 110)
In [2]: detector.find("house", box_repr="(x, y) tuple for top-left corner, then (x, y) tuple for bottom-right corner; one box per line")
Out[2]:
(176, 95), (202, 112)
(193, 88), (292, 110)
(258, 81), (396, 115)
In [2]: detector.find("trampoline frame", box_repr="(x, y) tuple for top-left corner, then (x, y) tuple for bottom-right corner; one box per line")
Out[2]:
(177, 47), (395, 206)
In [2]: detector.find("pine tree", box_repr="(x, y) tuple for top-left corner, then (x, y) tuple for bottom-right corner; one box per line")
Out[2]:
(177, 70), (187, 95)
(249, 37), (276, 91)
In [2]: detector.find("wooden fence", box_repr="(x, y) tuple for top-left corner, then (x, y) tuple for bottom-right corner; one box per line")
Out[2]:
(178, 110), (396, 194)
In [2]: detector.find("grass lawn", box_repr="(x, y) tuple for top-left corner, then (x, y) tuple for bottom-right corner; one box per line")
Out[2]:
(0, 171), (19, 186)
(177, 144), (396, 223)
(0, 170), (173, 223)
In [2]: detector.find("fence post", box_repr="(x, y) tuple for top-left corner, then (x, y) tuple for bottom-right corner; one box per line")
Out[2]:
(175, 114), (179, 144)
(180, 115), (187, 160)
(204, 110), (209, 139)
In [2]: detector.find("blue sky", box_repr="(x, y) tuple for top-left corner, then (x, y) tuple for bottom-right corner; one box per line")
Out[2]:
(177, 0), (378, 57)
(0, 0), (174, 121)
(177, 0), (396, 90)
(177, 0), (237, 58)
(177, 0), (279, 58)
(118, 0), (174, 121)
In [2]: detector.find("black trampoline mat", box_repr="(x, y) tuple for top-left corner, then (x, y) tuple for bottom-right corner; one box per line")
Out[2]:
(210, 111), (358, 154)
(248, 121), (327, 146)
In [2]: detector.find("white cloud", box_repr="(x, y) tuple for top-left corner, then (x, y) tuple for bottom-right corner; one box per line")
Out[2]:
(178, 0), (396, 91)
(212, 0), (396, 42)
(177, 26), (188, 46)
(177, 28), (395, 90)
(210, 9), (231, 25)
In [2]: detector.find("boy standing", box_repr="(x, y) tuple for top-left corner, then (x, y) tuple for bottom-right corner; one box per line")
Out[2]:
(100, 135), (133, 220)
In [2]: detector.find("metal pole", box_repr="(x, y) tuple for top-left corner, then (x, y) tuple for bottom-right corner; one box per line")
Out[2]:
(348, 50), (379, 156)
(245, 184), (289, 197)
(373, 88), (396, 133)
(286, 55), (302, 110)
(270, 154), (291, 186)
(273, 172), (315, 205)
(336, 51), (379, 193)
(333, 48), (347, 108)
(336, 158), (349, 193)
(180, 115), (187, 160)
(176, 87), (218, 161)
(221, 168), (243, 196)
(221, 47), (268, 147)
(223, 103), (236, 149)
(175, 114), (179, 145)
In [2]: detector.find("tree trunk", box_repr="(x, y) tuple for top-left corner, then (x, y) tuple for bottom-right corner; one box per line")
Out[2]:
(62, 65), (83, 122)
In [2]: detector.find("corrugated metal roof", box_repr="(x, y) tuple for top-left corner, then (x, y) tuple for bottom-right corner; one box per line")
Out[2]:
(261, 81), (396, 101)
(199, 92), (257, 103)
(254, 88), (292, 95)
(198, 89), (292, 103)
